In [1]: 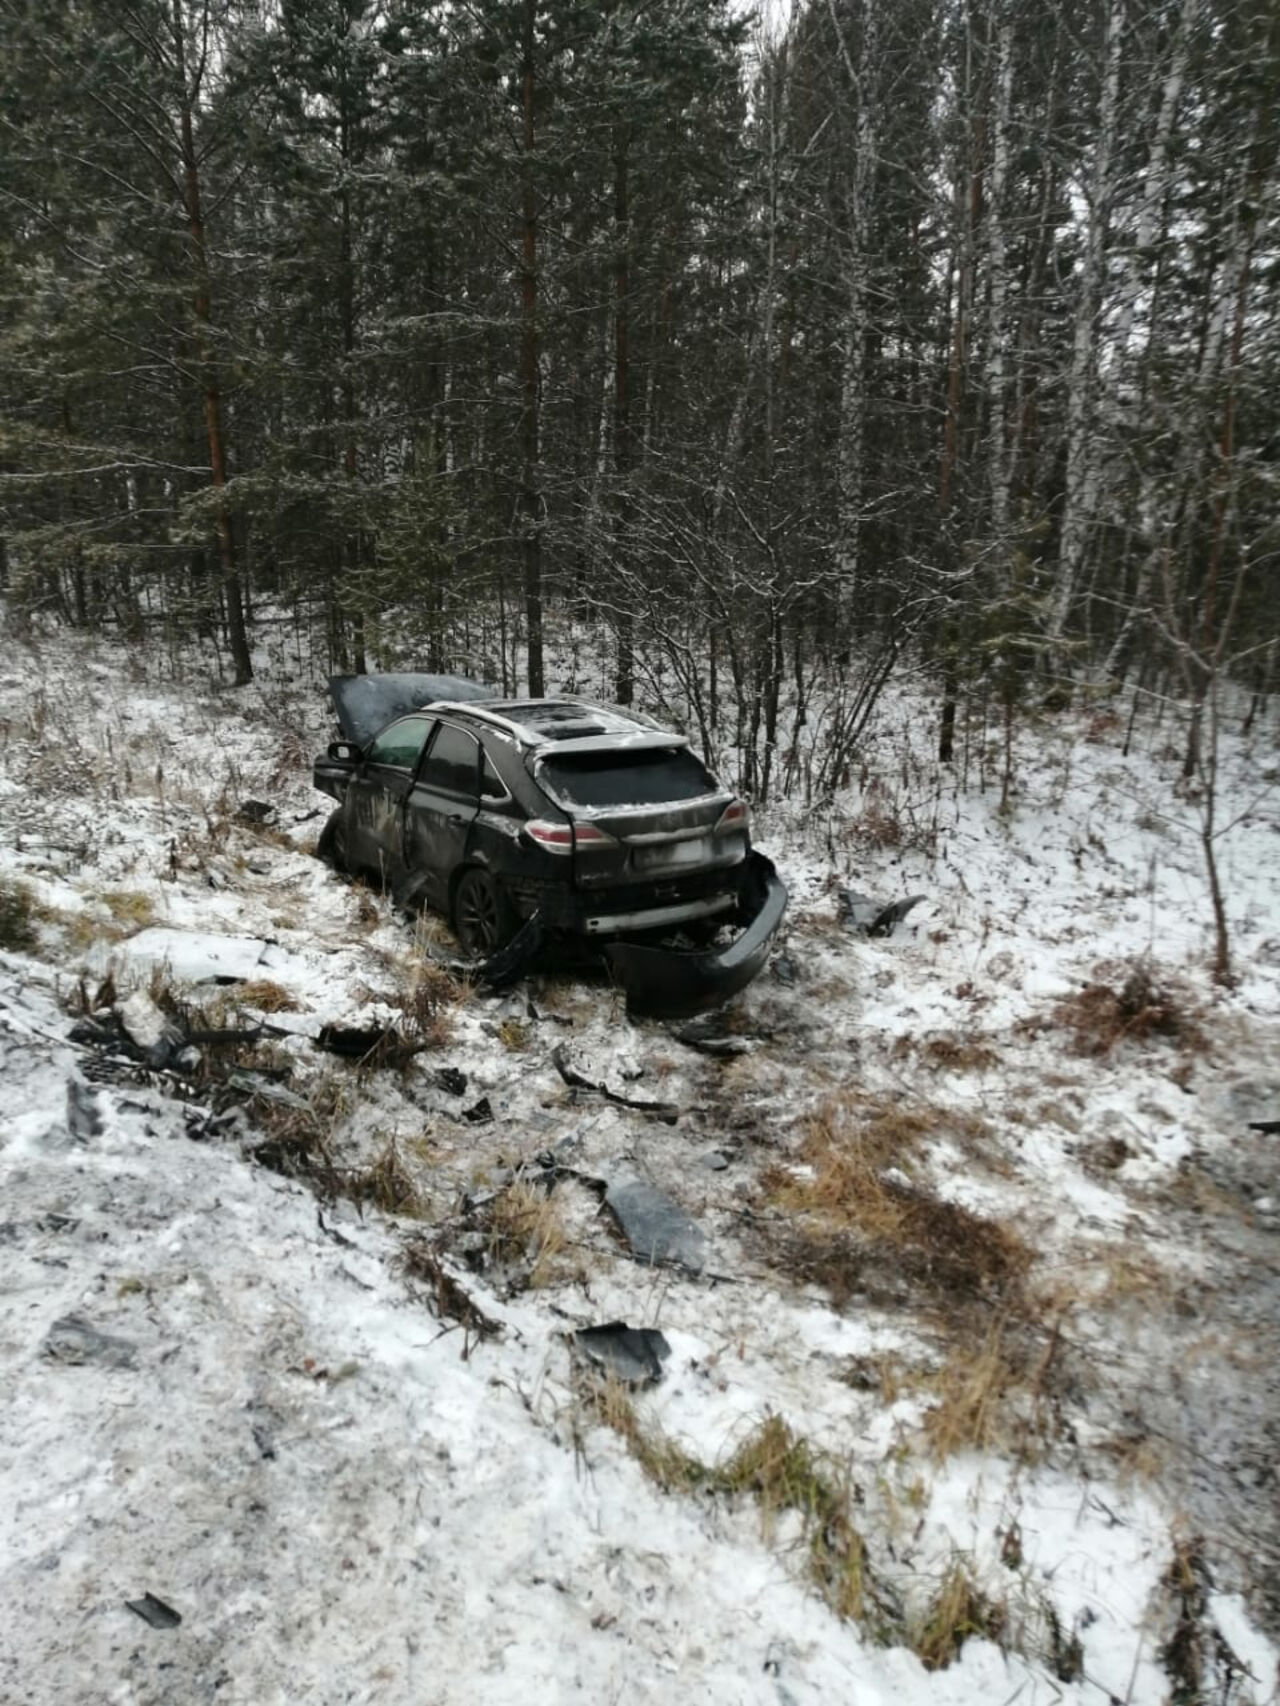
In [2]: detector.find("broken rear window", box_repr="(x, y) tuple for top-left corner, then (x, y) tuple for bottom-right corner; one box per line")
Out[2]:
(538, 748), (718, 808)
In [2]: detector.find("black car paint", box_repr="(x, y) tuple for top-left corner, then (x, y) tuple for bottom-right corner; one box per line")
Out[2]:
(314, 677), (788, 1015)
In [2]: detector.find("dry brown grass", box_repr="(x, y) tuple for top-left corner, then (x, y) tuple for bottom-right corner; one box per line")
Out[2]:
(1045, 960), (1207, 1058)
(237, 978), (299, 1013)
(482, 1180), (567, 1287)
(347, 1138), (426, 1218)
(911, 1558), (1006, 1670)
(917, 1033), (1000, 1074)
(921, 1325), (1022, 1459)
(763, 1093), (1031, 1310)
(386, 956), (466, 1049)
(583, 1391), (884, 1628)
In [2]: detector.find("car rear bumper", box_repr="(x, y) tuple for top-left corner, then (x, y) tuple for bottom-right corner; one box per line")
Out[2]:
(602, 851), (788, 1019)
(582, 892), (736, 936)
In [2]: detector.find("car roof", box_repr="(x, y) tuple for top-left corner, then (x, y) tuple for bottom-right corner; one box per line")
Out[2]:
(428, 698), (689, 756)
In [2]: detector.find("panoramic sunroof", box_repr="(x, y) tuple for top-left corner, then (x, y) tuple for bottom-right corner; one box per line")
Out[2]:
(484, 701), (640, 741)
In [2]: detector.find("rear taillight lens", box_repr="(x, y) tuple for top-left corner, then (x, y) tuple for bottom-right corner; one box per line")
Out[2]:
(524, 819), (617, 853)
(524, 819), (574, 853)
(571, 822), (615, 848)
(715, 799), (750, 834)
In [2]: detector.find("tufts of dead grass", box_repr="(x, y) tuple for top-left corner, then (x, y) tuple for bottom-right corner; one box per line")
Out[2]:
(762, 1093), (1031, 1309)
(482, 1180), (567, 1287)
(582, 1391), (889, 1629)
(236, 978), (299, 1013)
(911, 1557), (1006, 1670)
(1045, 959), (1206, 1058)
(347, 1138), (426, 1218)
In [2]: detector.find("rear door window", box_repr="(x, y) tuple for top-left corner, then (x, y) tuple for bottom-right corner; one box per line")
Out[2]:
(418, 723), (481, 799)
(538, 748), (716, 808)
(367, 715), (435, 770)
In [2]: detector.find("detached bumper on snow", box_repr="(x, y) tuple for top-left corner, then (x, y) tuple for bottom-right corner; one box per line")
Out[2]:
(602, 851), (788, 1020)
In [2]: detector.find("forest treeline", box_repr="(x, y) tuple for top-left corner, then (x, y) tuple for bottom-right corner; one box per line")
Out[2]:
(1, 0), (1276, 791)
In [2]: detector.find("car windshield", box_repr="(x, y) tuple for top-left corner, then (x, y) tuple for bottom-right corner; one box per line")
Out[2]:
(538, 748), (717, 808)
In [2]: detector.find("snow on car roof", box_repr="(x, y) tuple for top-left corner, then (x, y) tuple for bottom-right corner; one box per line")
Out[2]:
(430, 698), (681, 751)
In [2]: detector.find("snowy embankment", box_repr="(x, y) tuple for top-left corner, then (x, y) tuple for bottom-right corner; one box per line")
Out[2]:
(1, 625), (1278, 1706)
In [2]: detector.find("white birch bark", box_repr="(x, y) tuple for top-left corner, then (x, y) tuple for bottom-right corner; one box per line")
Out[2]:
(1049, 0), (1124, 645)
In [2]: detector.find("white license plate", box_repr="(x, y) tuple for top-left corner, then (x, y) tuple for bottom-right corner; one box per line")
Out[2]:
(634, 836), (712, 871)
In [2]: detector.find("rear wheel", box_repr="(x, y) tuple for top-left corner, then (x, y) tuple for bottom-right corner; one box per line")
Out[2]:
(453, 867), (516, 957)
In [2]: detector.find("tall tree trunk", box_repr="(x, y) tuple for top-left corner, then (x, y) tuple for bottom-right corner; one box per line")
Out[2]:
(612, 129), (633, 706)
(827, 0), (876, 623)
(173, 0), (251, 685)
(519, 0), (545, 698)
(986, 11), (1013, 546)
(1049, 0), (1124, 657)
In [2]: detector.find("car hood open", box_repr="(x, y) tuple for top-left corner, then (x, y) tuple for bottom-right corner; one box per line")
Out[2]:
(328, 673), (496, 748)
(603, 851), (788, 1020)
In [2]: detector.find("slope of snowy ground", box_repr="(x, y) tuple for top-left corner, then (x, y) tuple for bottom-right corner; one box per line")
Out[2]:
(1, 620), (1278, 1705)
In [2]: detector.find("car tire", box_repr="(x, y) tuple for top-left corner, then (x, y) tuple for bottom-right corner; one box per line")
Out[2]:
(453, 866), (517, 958)
(316, 807), (349, 871)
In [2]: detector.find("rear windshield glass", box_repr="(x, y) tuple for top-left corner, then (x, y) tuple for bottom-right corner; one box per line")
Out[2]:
(538, 748), (717, 808)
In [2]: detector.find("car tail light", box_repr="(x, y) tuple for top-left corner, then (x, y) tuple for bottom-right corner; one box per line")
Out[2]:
(524, 819), (574, 854)
(524, 819), (618, 854)
(571, 822), (616, 849)
(715, 798), (750, 834)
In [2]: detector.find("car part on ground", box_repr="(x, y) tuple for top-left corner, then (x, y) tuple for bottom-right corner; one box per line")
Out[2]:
(837, 888), (927, 937)
(571, 1322), (671, 1387)
(604, 851), (788, 1020)
(313, 675), (789, 1018)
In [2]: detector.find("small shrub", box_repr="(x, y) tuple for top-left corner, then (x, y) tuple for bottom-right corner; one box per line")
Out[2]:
(1050, 960), (1205, 1057)
(0, 878), (39, 953)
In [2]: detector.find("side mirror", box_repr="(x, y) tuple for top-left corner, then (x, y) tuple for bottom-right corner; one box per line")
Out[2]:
(328, 740), (358, 764)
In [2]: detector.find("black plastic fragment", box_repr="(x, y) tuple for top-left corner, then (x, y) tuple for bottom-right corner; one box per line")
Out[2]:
(126, 1594), (182, 1630)
(1247, 1119), (1280, 1135)
(463, 1096), (493, 1125)
(432, 1066), (469, 1097)
(605, 1179), (706, 1273)
(573, 1322), (671, 1387)
(314, 1024), (420, 1067)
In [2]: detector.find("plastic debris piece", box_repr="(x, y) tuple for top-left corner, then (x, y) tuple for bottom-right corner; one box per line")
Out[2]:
(431, 1067), (468, 1097)
(604, 1179), (707, 1273)
(117, 991), (185, 1069)
(572, 1322), (671, 1386)
(43, 1315), (138, 1369)
(837, 889), (927, 938)
(463, 1097), (493, 1125)
(125, 1594), (181, 1630)
(225, 1071), (311, 1110)
(551, 1044), (680, 1123)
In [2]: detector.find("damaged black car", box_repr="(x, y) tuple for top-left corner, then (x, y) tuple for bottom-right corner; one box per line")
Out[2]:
(312, 673), (787, 1017)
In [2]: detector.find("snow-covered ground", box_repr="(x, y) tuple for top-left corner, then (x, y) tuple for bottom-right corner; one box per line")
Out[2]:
(1, 619), (1278, 1705)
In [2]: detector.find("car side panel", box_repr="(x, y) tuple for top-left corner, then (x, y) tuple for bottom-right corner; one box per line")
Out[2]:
(403, 782), (478, 910)
(346, 763), (417, 882)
